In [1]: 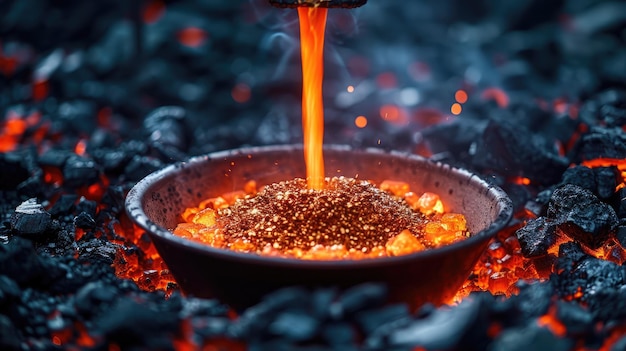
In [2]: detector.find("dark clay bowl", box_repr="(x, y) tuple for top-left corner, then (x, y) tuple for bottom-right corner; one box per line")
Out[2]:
(126, 145), (512, 310)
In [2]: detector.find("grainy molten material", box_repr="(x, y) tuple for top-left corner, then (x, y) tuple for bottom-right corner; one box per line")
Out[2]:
(174, 176), (471, 259)
(218, 176), (425, 251)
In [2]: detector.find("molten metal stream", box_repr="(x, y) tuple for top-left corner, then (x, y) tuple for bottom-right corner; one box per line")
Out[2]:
(298, 7), (327, 190)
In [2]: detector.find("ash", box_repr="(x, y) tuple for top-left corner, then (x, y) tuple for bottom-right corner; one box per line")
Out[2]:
(219, 176), (425, 251)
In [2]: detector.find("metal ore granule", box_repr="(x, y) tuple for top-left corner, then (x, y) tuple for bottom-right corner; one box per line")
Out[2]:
(216, 176), (426, 251)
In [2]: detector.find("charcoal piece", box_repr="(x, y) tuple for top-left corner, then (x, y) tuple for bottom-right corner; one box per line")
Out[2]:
(355, 304), (410, 335)
(76, 198), (97, 218)
(334, 283), (387, 317)
(560, 166), (596, 192)
(57, 100), (98, 134)
(489, 323), (573, 351)
(0, 152), (30, 190)
(228, 287), (310, 338)
(16, 175), (44, 198)
(92, 148), (128, 172)
(268, 311), (319, 341)
(48, 194), (78, 217)
(144, 106), (189, 160)
(101, 185), (126, 215)
(0, 314), (20, 351)
(579, 90), (626, 127)
(574, 127), (626, 161)
(548, 184), (618, 249)
(74, 212), (96, 229)
(555, 242), (588, 272)
(586, 287), (626, 322)
(388, 298), (480, 350)
(63, 155), (100, 187)
(0, 237), (64, 288)
(516, 217), (556, 258)
(124, 155), (163, 182)
(74, 281), (117, 318)
(38, 149), (71, 167)
(180, 297), (229, 319)
(10, 198), (52, 238)
(77, 238), (117, 264)
(86, 21), (134, 74)
(95, 298), (180, 350)
(555, 300), (592, 336)
(511, 281), (554, 320)
(594, 166), (618, 200)
(322, 322), (357, 347)
(524, 200), (545, 218)
(0, 275), (21, 307)
(311, 288), (337, 320)
(555, 256), (625, 304)
(421, 118), (487, 160)
(472, 119), (568, 185)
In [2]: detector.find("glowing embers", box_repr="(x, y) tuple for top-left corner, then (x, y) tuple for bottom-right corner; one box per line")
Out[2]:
(173, 177), (469, 260)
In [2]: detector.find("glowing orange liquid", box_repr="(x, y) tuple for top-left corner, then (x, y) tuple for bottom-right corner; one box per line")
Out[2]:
(298, 7), (327, 190)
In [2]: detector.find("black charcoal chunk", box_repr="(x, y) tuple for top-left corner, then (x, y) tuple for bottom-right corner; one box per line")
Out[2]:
(575, 127), (626, 161)
(0, 275), (21, 306)
(124, 155), (163, 181)
(74, 212), (96, 229)
(334, 283), (387, 317)
(516, 217), (557, 258)
(76, 198), (97, 218)
(594, 167), (619, 199)
(388, 298), (480, 350)
(548, 184), (618, 249)
(322, 322), (356, 347)
(10, 198), (52, 238)
(0, 237), (65, 288)
(512, 282), (554, 320)
(555, 300), (593, 336)
(555, 242), (588, 273)
(95, 299), (180, 350)
(489, 323), (573, 351)
(268, 311), (319, 341)
(63, 155), (100, 187)
(560, 166), (596, 192)
(0, 314), (20, 351)
(611, 335), (626, 351)
(38, 149), (71, 168)
(472, 119), (569, 185)
(356, 304), (410, 335)
(555, 257), (624, 304)
(48, 194), (78, 217)
(616, 226), (626, 248)
(144, 106), (189, 160)
(75, 281), (118, 318)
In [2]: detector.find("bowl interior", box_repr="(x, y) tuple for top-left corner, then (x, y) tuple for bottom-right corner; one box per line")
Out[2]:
(132, 145), (510, 259)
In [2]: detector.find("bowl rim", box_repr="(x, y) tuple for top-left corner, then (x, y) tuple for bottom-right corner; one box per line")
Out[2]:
(125, 144), (513, 269)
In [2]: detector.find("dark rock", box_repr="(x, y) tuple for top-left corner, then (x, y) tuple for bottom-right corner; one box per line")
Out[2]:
(322, 322), (357, 347)
(123, 155), (163, 182)
(0, 314), (21, 351)
(48, 194), (78, 218)
(555, 300), (593, 336)
(74, 212), (96, 229)
(356, 304), (410, 335)
(334, 283), (388, 317)
(561, 165), (596, 192)
(516, 217), (557, 258)
(63, 155), (101, 187)
(489, 323), (573, 351)
(472, 119), (568, 185)
(574, 127), (626, 161)
(548, 184), (619, 249)
(594, 166), (619, 199)
(75, 281), (118, 318)
(388, 297), (481, 350)
(555, 256), (625, 305)
(268, 311), (319, 341)
(95, 298), (180, 350)
(10, 198), (52, 238)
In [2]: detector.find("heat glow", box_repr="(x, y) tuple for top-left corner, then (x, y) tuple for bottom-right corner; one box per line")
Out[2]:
(298, 7), (327, 190)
